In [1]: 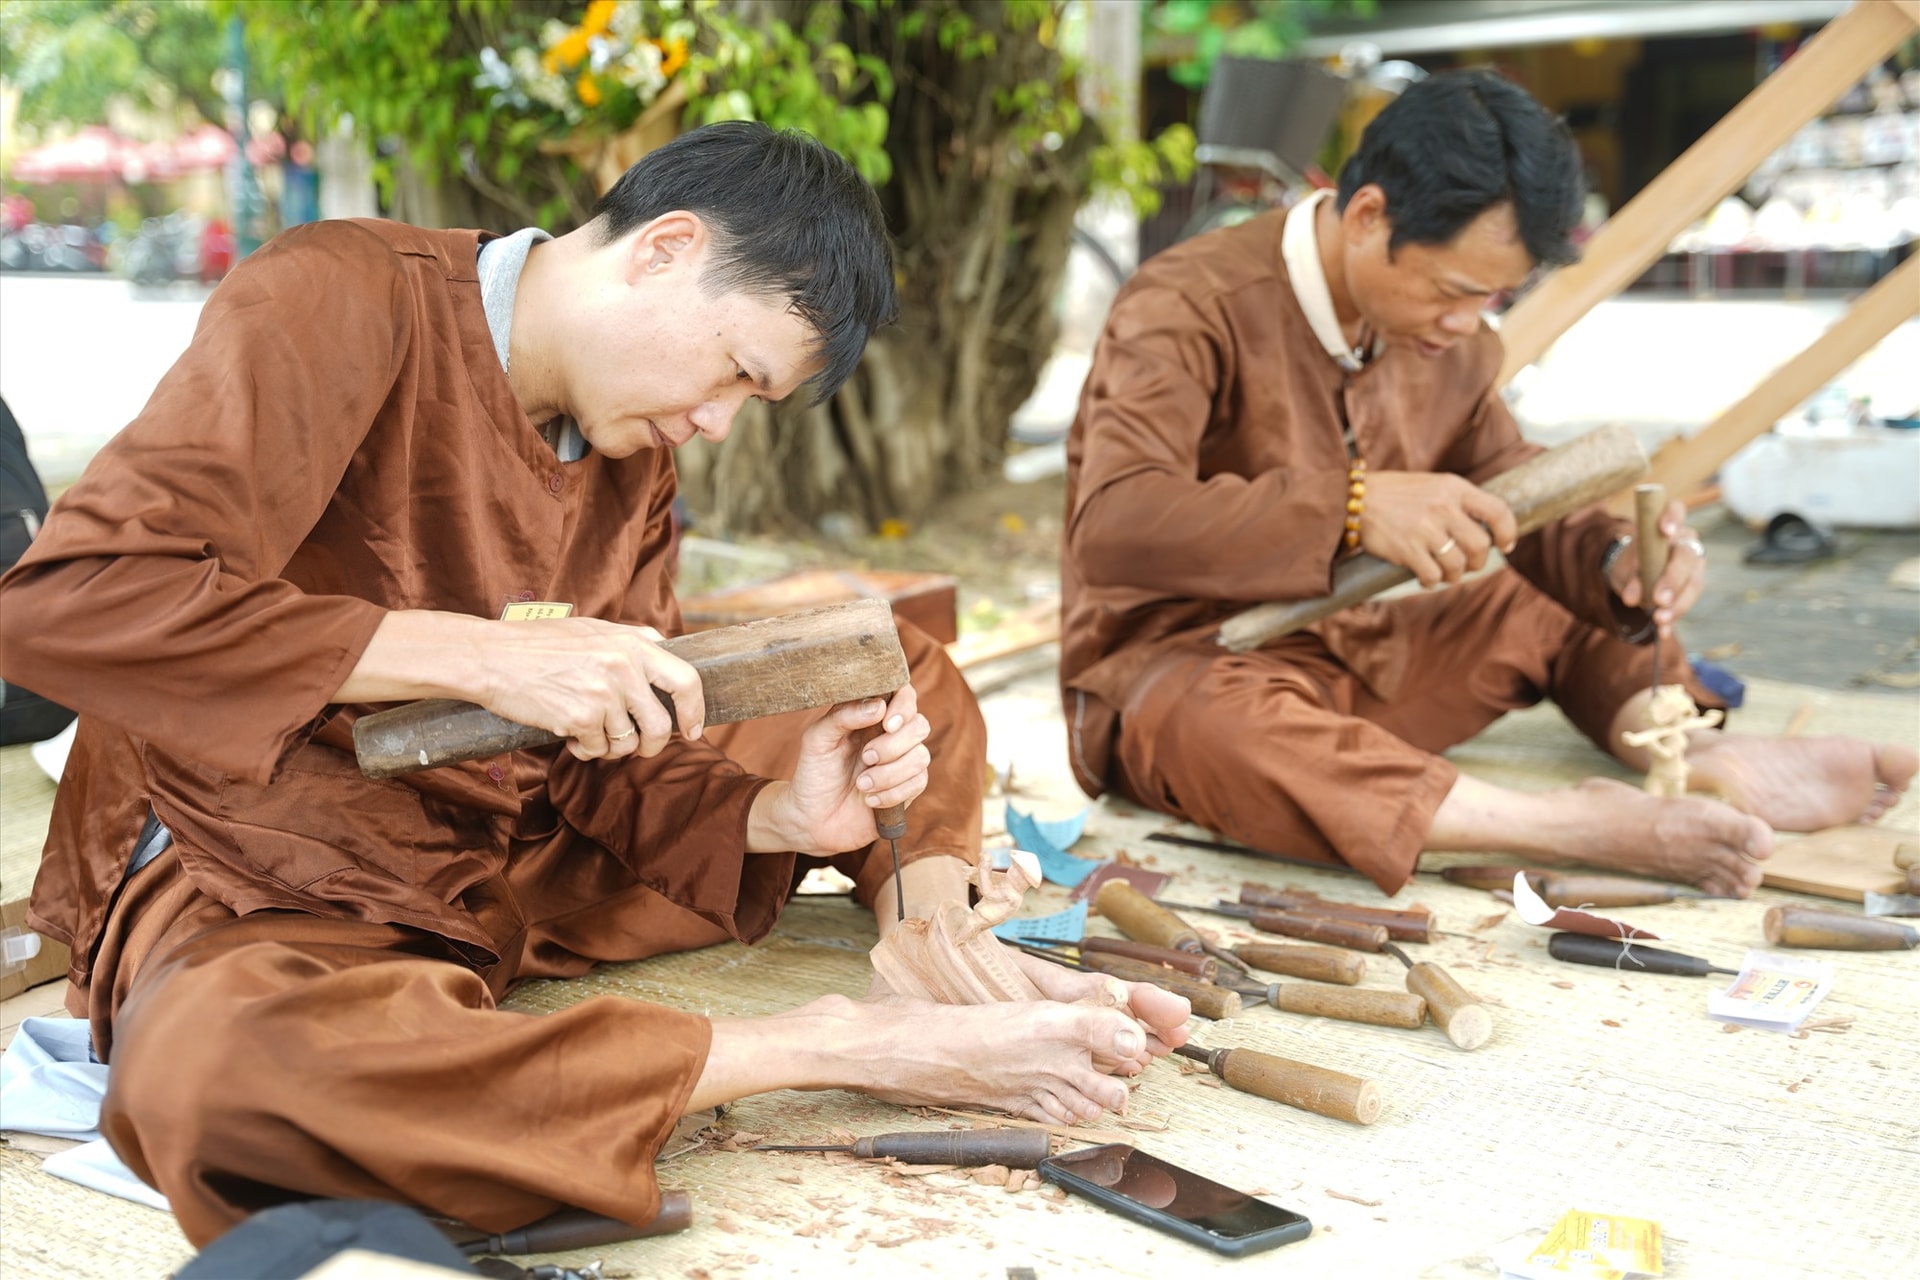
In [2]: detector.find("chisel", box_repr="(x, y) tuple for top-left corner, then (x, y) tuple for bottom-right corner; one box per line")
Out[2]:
(1094, 881), (1250, 972)
(1155, 899), (1390, 953)
(1634, 482), (1668, 690)
(1546, 931), (1738, 976)
(1763, 906), (1919, 951)
(755, 1128), (1052, 1167)
(1238, 883), (1434, 942)
(1173, 1043), (1382, 1126)
(1014, 944), (1242, 1020)
(1015, 935), (1219, 980)
(1212, 972), (1428, 1030)
(1442, 865), (1701, 907)
(1233, 941), (1367, 986)
(1382, 942), (1492, 1050)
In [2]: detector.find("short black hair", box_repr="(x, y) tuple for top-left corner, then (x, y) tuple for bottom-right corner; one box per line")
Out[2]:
(1336, 69), (1583, 268)
(593, 121), (898, 402)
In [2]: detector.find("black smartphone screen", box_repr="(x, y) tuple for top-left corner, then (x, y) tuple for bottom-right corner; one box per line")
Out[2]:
(1040, 1144), (1311, 1255)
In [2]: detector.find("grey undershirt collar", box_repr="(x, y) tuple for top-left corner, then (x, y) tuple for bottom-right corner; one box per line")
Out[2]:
(477, 228), (585, 463)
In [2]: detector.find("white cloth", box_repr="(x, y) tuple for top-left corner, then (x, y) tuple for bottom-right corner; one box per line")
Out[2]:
(1281, 189), (1381, 372)
(0, 1015), (170, 1211)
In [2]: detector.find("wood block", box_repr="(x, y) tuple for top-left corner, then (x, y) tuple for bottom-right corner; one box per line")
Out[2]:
(1761, 825), (1912, 902)
(682, 567), (960, 645)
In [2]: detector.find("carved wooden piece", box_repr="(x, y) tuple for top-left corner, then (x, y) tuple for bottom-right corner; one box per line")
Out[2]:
(1218, 425), (1647, 652)
(355, 599), (909, 778)
(868, 851), (1047, 1003)
(1620, 684), (1724, 798)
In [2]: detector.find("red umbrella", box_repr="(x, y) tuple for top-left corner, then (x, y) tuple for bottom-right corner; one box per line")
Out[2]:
(168, 124), (237, 173)
(10, 126), (133, 184)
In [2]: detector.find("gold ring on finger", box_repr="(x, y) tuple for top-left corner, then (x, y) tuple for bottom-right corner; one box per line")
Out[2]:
(1434, 538), (1458, 557)
(608, 729), (637, 742)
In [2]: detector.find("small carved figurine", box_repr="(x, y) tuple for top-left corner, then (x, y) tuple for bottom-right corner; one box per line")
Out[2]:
(1619, 683), (1725, 798)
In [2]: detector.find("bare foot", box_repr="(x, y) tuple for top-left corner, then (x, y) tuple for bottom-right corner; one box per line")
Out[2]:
(1427, 773), (1773, 898)
(1007, 945), (1191, 1062)
(1686, 735), (1917, 832)
(1548, 779), (1772, 898)
(832, 994), (1154, 1125)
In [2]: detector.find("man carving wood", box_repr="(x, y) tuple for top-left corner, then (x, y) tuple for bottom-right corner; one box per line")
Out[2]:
(1059, 71), (1915, 900)
(0, 123), (1186, 1250)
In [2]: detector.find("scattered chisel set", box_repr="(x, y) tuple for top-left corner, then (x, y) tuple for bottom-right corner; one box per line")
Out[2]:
(756, 848), (1912, 1181)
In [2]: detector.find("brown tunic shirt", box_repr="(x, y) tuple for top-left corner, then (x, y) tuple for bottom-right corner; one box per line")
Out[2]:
(1061, 210), (1634, 794)
(0, 219), (787, 986)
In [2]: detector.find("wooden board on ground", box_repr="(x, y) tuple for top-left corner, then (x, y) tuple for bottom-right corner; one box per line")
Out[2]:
(1761, 825), (1910, 902)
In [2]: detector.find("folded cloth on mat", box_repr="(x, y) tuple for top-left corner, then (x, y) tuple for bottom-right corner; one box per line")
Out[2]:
(1, 1015), (170, 1211)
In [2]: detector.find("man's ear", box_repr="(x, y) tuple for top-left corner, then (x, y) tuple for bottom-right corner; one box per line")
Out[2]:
(1341, 184), (1389, 242)
(623, 210), (707, 283)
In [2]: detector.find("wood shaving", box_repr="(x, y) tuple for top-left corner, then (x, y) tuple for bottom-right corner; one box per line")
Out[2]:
(717, 1130), (769, 1152)
(972, 1164), (1012, 1186)
(1472, 911), (1509, 931)
(1324, 1189), (1383, 1206)
(1722, 1023), (1743, 1033)
(1602, 1019), (1622, 1027)
(1551, 981), (1575, 989)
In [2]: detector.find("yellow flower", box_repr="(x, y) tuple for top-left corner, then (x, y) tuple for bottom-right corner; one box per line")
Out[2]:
(546, 29), (589, 72)
(582, 0), (618, 37)
(576, 71), (603, 107)
(657, 37), (688, 78)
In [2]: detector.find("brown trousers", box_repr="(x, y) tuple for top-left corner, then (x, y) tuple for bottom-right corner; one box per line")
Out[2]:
(1110, 570), (1710, 894)
(85, 625), (985, 1246)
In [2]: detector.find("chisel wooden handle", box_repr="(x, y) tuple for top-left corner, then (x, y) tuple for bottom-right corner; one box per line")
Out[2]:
(1217, 424), (1648, 651)
(1245, 908), (1390, 952)
(1077, 936), (1218, 980)
(1095, 881), (1201, 954)
(1081, 954), (1241, 1020)
(1402, 961), (1492, 1050)
(354, 599), (910, 779)
(1535, 873), (1694, 908)
(1234, 942), (1366, 986)
(1187, 1046), (1382, 1126)
(856, 1129), (1053, 1167)
(1633, 483), (1667, 601)
(1266, 984), (1427, 1029)
(1240, 885), (1434, 942)
(1763, 906), (1919, 951)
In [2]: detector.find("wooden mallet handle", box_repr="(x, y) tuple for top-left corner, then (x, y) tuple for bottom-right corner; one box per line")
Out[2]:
(1218, 423), (1648, 652)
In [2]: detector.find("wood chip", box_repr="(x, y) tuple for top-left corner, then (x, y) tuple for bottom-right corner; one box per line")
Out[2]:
(717, 1130), (768, 1152)
(1550, 981), (1575, 990)
(1325, 1189), (1383, 1207)
(1601, 1019), (1622, 1027)
(971, 1164), (1012, 1186)
(1472, 911), (1509, 931)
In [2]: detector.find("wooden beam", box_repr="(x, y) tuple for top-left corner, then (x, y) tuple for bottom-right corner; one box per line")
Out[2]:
(1608, 253), (1920, 516)
(1498, 0), (1918, 384)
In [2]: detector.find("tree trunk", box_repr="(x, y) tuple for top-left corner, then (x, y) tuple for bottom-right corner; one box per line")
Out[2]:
(674, 1), (1091, 535)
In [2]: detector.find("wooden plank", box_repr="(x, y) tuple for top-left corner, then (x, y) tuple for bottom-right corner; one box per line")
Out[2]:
(1761, 824), (1911, 902)
(1497, 0), (1918, 383)
(1607, 253), (1920, 515)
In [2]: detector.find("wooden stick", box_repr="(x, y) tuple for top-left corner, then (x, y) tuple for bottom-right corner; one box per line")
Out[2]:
(1218, 425), (1646, 653)
(1607, 255), (1920, 517)
(354, 599), (909, 778)
(1496, 0), (1919, 383)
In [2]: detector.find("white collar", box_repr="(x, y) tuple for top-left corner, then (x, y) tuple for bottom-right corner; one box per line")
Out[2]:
(1282, 189), (1372, 373)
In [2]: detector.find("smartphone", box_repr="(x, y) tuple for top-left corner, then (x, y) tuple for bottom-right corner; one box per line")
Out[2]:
(1037, 1143), (1311, 1257)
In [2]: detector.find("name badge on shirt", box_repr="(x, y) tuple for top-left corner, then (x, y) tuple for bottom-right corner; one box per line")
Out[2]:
(499, 601), (575, 621)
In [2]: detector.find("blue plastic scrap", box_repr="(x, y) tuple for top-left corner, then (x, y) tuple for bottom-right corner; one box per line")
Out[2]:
(990, 901), (1088, 943)
(1004, 803), (1103, 886)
